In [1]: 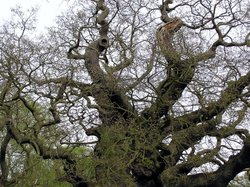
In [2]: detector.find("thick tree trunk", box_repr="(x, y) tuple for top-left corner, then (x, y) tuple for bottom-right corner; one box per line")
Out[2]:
(136, 175), (164, 187)
(75, 182), (89, 187)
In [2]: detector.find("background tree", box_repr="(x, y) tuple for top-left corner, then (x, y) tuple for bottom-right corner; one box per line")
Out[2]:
(0, 0), (250, 186)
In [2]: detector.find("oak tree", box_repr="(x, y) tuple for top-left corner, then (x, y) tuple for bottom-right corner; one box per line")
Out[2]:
(0, 0), (250, 186)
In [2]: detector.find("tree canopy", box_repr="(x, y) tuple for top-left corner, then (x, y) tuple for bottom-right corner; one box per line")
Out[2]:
(0, 0), (250, 186)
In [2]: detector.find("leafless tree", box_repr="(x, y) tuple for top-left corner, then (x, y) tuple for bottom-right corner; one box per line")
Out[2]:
(0, 0), (250, 186)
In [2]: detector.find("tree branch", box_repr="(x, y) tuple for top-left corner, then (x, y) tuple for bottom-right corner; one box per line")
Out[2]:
(177, 135), (250, 187)
(170, 70), (250, 131)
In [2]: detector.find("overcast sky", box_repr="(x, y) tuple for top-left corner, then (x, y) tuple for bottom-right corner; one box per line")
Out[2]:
(0, 0), (69, 31)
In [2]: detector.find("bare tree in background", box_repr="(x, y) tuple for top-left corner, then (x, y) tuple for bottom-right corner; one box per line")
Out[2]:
(0, 0), (250, 186)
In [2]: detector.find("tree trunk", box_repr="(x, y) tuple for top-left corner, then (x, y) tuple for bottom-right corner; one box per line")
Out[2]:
(136, 175), (164, 187)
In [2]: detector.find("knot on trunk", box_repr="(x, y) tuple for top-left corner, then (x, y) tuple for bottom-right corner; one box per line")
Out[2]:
(98, 36), (109, 52)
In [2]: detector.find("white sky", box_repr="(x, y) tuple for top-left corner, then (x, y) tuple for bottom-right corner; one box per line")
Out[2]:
(0, 0), (70, 31)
